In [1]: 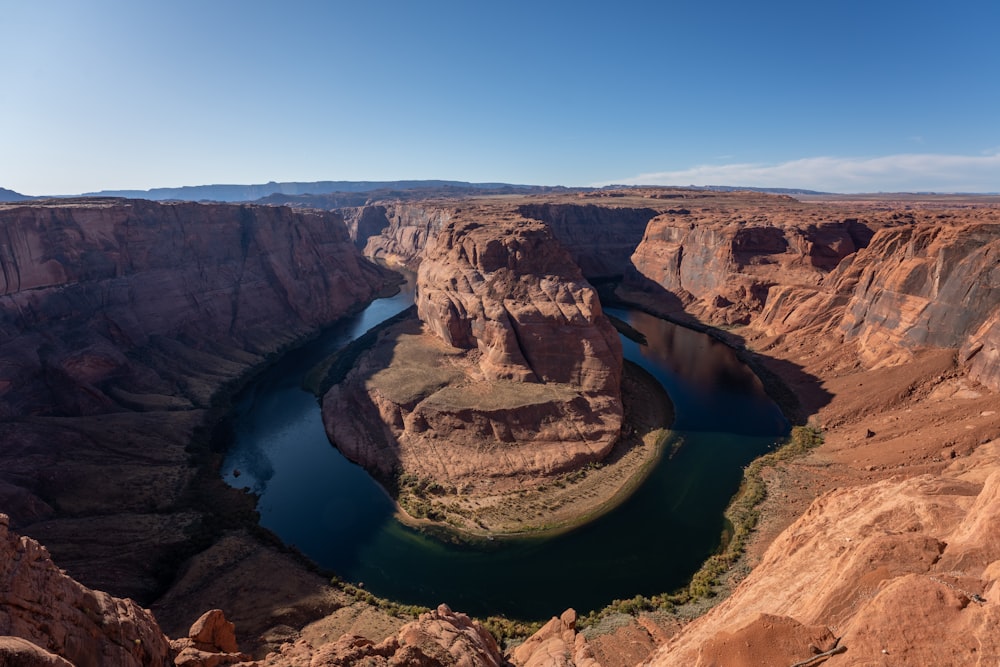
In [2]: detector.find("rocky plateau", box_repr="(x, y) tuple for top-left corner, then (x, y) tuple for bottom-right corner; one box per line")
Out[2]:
(2, 190), (1000, 665)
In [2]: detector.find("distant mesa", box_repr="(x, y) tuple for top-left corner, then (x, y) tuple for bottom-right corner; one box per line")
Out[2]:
(0, 187), (31, 202)
(79, 179), (561, 203)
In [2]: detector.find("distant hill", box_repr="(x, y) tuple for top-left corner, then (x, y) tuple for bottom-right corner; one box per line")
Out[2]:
(82, 180), (550, 203)
(0, 187), (31, 202)
(697, 185), (831, 195)
(255, 183), (580, 209)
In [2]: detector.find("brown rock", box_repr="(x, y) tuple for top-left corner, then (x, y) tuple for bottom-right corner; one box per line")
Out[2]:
(0, 513), (173, 666)
(0, 636), (74, 666)
(511, 608), (600, 667)
(646, 441), (1000, 665)
(416, 217), (621, 394)
(516, 203), (658, 279)
(188, 609), (241, 654)
(262, 604), (503, 667)
(0, 199), (389, 633)
(694, 614), (837, 667)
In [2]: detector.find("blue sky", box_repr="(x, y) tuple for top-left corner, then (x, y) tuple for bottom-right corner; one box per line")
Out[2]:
(2, 0), (998, 194)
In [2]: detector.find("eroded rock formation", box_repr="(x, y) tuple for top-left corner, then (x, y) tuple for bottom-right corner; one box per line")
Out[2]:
(625, 206), (878, 325)
(5, 190), (1000, 666)
(261, 604), (504, 667)
(349, 203), (455, 269)
(516, 203), (658, 279)
(626, 204), (1000, 392)
(323, 214), (623, 504)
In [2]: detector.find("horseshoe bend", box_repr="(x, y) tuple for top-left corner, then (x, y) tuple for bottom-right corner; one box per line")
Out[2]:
(2, 189), (1000, 666)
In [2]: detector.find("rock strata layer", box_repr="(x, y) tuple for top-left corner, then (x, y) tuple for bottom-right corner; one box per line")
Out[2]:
(324, 213), (623, 504)
(626, 204), (1000, 391)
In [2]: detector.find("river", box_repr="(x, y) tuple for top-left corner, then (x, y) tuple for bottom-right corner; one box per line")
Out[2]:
(220, 282), (788, 620)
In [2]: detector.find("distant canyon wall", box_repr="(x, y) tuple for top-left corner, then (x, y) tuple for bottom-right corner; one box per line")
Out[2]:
(625, 206), (1000, 391)
(348, 201), (660, 280)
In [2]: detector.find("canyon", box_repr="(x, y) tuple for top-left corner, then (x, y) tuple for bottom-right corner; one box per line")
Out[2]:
(1, 190), (999, 665)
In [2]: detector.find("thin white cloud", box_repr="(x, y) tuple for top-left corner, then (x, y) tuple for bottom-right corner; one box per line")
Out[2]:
(605, 152), (1000, 193)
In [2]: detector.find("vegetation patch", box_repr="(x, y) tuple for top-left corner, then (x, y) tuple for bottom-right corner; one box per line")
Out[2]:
(330, 575), (429, 620)
(581, 425), (824, 627)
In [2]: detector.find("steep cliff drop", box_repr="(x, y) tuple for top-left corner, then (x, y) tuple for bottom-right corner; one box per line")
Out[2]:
(322, 212), (642, 534)
(0, 198), (394, 645)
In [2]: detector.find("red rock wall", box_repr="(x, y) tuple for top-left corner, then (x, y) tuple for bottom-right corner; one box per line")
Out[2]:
(626, 209), (873, 325)
(646, 441), (1000, 666)
(627, 207), (1000, 391)
(0, 513), (173, 667)
(355, 203), (455, 269)
(416, 216), (622, 394)
(838, 223), (1000, 374)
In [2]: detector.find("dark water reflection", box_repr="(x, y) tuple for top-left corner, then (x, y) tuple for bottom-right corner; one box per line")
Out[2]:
(220, 294), (788, 620)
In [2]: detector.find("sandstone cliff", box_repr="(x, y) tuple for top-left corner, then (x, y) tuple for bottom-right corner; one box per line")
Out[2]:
(352, 199), (662, 282)
(516, 203), (658, 279)
(323, 213), (624, 522)
(625, 205), (877, 325)
(349, 203), (455, 268)
(626, 204), (1000, 392)
(0, 199), (389, 631)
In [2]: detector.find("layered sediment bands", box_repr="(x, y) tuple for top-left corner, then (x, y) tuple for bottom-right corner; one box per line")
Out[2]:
(625, 207), (876, 325)
(416, 217), (622, 393)
(627, 205), (1000, 391)
(516, 203), (659, 279)
(323, 214), (623, 496)
(837, 222), (1000, 377)
(0, 199), (388, 604)
(352, 203), (455, 268)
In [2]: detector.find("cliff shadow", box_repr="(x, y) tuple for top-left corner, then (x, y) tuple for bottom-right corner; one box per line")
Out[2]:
(601, 273), (833, 426)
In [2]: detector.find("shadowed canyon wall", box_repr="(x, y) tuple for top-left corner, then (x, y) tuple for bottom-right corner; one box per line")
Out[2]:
(0, 199), (389, 604)
(350, 200), (660, 281)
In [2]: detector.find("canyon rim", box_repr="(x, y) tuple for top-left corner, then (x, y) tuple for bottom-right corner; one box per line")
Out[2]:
(1, 188), (999, 666)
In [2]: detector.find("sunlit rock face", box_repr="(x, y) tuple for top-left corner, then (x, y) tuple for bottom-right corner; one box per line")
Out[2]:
(324, 212), (623, 494)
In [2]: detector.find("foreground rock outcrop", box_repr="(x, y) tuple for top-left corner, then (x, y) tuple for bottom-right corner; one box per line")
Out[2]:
(261, 604), (504, 667)
(647, 439), (1000, 666)
(323, 214), (624, 524)
(0, 513), (173, 666)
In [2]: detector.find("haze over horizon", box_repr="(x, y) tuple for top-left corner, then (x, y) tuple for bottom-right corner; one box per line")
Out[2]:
(3, 1), (998, 196)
